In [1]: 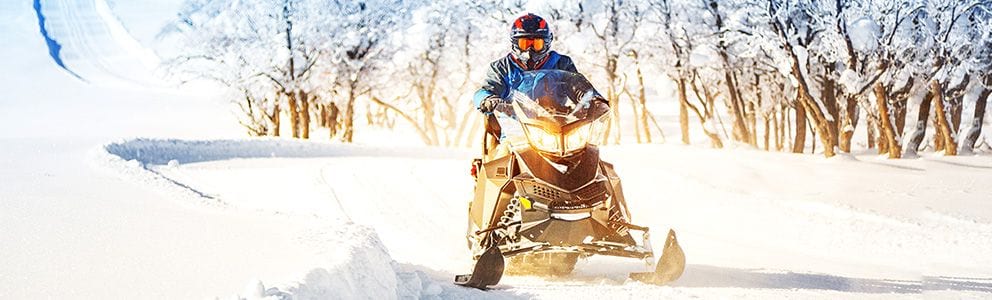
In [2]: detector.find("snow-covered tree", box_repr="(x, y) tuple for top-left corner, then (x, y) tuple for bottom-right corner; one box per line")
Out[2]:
(157, 0), (990, 158)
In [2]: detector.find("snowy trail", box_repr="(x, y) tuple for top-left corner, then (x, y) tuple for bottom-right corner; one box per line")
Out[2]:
(102, 138), (992, 299)
(0, 139), (338, 299)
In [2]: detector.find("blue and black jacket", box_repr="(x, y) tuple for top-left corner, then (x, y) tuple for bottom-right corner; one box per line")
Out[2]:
(472, 51), (578, 112)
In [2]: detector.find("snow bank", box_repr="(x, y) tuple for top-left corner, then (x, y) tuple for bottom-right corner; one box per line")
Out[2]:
(235, 224), (484, 300)
(103, 137), (472, 165)
(93, 137), (488, 299)
(90, 138), (227, 208)
(238, 226), (400, 300)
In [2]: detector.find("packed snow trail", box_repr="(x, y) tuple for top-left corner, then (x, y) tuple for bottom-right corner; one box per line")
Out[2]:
(0, 138), (330, 298)
(100, 138), (992, 299)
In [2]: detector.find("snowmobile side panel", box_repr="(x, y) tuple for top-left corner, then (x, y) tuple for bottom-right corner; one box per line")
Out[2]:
(472, 154), (514, 230)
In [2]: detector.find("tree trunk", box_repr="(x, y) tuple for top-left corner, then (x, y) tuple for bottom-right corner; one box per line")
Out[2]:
(464, 113), (482, 148)
(786, 106), (793, 150)
(300, 91), (310, 139)
(268, 104), (281, 137)
(712, 1), (750, 144)
(327, 103), (339, 139)
(876, 106), (889, 155)
(874, 82), (901, 158)
(894, 100), (907, 136)
(453, 106), (475, 147)
(823, 75), (840, 148)
(867, 117), (876, 149)
(419, 87), (439, 146)
(797, 85), (837, 156)
(951, 97), (963, 142)
(811, 121), (817, 153)
(287, 92), (299, 138)
(932, 80), (956, 156)
(630, 53), (651, 144)
(748, 101), (758, 147)
(775, 105), (783, 151)
(763, 116), (770, 151)
(724, 71), (750, 143)
(774, 19), (836, 157)
(686, 76), (723, 148)
(877, 126), (889, 154)
(678, 77), (690, 145)
(793, 102), (807, 153)
(839, 95), (858, 152)
(905, 90), (933, 156)
(319, 104), (328, 127)
(602, 56), (621, 145)
(701, 89), (724, 148)
(706, 126), (724, 148)
(631, 94), (642, 143)
(342, 87), (357, 143)
(960, 86), (991, 152)
(934, 121), (945, 152)
(369, 96), (433, 145)
(638, 77), (651, 143)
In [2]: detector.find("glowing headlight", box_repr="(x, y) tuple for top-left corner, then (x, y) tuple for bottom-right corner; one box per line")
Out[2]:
(565, 123), (592, 152)
(525, 124), (559, 153)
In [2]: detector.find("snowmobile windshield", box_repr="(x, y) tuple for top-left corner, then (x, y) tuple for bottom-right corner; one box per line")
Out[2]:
(493, 70), (609, 155)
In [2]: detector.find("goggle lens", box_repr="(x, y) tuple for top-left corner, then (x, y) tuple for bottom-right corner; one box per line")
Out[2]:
(517, 38), (545, 51)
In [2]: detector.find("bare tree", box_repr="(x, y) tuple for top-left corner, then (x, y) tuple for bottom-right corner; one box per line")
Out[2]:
(588, 0), (646, 144)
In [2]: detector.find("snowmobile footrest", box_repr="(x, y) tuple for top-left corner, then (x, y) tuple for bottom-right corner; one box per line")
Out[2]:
(454, 244), (505, 289)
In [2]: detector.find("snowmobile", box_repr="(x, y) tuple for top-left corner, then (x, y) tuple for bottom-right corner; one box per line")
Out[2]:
(455, 70), (685, 289)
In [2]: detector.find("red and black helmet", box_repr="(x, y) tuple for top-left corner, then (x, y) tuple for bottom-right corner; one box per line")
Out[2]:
(510, 13), (553, 67)
(511, 13), (552, 40)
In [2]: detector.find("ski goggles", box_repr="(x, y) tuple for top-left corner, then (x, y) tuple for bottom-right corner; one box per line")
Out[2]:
(516, 38), (546, 51)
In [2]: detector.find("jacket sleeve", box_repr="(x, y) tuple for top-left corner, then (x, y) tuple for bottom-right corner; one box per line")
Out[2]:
(557, 55), (579, 73)
(558, 55), (608, 107)
(473, 60), (508, 111)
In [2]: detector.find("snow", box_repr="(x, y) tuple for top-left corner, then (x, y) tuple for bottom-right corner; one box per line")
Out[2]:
(848, 17), (881, 52)
(2, 1), (992, 299)
(0, 0), (240, 139)
(73, 138), (992, 299)
(1, 138), (320, 298)
(33, 0), (163, 88)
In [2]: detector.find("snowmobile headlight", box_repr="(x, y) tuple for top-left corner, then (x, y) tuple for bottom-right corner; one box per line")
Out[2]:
(564, 123), (592, 152)
(524, 124), (560, 153)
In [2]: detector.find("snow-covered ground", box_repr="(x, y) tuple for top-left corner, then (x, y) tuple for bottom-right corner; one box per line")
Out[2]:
(90, 138), (991, 299)
(2, 1), (992, 299)
(7, 136), (992, 299)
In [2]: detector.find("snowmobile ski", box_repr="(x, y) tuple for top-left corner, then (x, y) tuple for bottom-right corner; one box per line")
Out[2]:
(454, 244), (505, 289)
(629, 229), (685, 285)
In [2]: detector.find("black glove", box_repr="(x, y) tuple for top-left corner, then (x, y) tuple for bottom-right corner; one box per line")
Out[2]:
(589, 97), (610, 119)
(479, 95), (505, 113)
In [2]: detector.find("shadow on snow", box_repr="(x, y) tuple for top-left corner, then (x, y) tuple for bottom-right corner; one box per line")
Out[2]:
(105, 138), (473, 166)
(676, 264), (992, 294)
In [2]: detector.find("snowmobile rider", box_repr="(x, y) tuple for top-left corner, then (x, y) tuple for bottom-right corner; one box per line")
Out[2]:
(473, 13), (607, 141)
